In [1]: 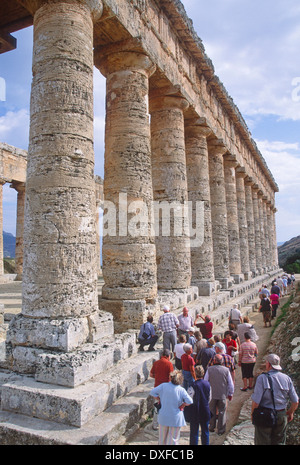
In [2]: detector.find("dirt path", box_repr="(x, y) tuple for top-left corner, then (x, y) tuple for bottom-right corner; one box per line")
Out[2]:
(125, 291), (292, 446)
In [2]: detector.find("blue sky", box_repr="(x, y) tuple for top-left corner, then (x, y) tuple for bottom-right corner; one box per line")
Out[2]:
(0, 0), (299, 243)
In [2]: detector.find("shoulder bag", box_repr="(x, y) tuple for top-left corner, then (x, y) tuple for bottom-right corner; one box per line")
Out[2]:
(252, 373), (277, 427)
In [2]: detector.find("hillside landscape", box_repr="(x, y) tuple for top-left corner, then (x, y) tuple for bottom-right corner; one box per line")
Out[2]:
(278, 235), (300, 273)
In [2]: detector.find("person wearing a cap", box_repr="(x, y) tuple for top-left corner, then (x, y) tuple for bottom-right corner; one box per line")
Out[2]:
(251, 353), (299, 445)
(157, 305), (179, 352)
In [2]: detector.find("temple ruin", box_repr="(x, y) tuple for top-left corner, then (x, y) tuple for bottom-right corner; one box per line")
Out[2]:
(0, 0), (280, 444)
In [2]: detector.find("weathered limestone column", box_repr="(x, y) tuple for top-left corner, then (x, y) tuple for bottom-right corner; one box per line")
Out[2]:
(208, 139), (232, 289)
(94, 50), (157, 305)
(6, 0), (104, 372)
(235, 169), (251, 280)
(11, 181), (26, 280)
(267, 202), (275, 270)
(257, 191), (267, 271)
(262, 198), (270, 270)
(185, 120), (216, 295)
(271, 206), (279, 269)
(252, 186), (263, 273)
(224, 156), (243, 283)
(0, 180), (5, 277)
(150, 93), (191, 290)
(244, 177), (257, 275)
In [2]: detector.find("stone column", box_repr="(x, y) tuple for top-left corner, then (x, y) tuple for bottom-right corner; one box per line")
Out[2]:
(11, 181), (26, 280)
(150, 93), (191, 290)
(252, 185), (263, 273)
(257, 191), (267, 272)
(266, 202), (274, 270)
(271, 206), (279, 269)
(208, 139), (232, 289)
(7, 0), (104, 374)
(262, 198), (270, 270)
(95, 50), (157, 304)
(224, 156), (243, 283)
(244, 177), (257, 275)
(0, 180), (5, 277)
(235, 169), (251, 280)
(185, 120), (216, 295)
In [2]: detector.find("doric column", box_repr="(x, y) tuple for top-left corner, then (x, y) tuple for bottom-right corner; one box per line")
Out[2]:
(235, 169), (251, 279)
(150, 93), (191, 289)
(7, 0), (104, 373)
(224, 156), (243, 283)
(252, 185), (263, 273)
(266, 202), (274, 270)
(11, 181), (26, 280)
(257, 191), (267, 271)
(262, 197), (270, 270)
(244, 177), (257, 275)
(0, 180), (5, 277)
(95, 50), (157, 300)
(208, 139), (232, 289)
(271, 206), (279, 269)
(185, 120), (216, 295)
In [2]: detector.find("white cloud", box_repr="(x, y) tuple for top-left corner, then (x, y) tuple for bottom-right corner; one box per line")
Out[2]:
(0, 109), (29, 150)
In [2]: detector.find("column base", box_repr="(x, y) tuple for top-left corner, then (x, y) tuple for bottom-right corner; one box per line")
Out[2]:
(195, 281), (218, 296)
(231, 273), (245, 284)
(242, 271), (253, 280)
(217, 277), (235, 290)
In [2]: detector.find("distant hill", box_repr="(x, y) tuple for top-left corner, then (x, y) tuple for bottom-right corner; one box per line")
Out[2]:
(3, 231), (16, 258)
(278, 235), (300, 272)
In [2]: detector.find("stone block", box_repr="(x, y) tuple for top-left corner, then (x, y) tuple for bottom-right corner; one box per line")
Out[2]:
(7, 314), (90, 352)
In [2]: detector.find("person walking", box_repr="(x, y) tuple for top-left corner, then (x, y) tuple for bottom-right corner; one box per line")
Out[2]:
(270, 292), (280, 319)
(251, 354), (299, 445)
(204, 354), (234, 435)
(138, 315), (158, 351)
(188, 365), (211, 445)
(157, 305), (179, 351)
(228, 304), (242, 328)
(150, 349), (174, 430)
(238, 332), (258, 391)
(259, 296), (272, 327)
(237, 316), (259, 343)
(150, 370), (193, 445)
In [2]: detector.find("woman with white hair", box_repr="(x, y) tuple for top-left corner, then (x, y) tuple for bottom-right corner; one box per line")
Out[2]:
(150, 370), (193, 445)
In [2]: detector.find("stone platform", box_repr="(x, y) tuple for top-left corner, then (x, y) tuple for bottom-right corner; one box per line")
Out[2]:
(0, 269), (280, 445)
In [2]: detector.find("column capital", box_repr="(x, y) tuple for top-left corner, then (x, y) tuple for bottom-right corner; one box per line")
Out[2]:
(10, 181), (26, 193)
(149, 94), (189, 113)
(207, 138), (228, 157)
(223, 154), (238, 169)
(184, 118), (213, 138)
(236, 166), (247, 178)
(18, 0), (103, 21)
(95, 49), (156, 78)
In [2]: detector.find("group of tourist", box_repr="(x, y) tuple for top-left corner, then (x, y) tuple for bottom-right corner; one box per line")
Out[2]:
(258, 272), (295, 327)
(138, 297), (298, 446)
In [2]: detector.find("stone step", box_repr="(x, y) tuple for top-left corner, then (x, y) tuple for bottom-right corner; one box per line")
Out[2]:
(0, 377), (155, 445)
(0, 349), (159, 429)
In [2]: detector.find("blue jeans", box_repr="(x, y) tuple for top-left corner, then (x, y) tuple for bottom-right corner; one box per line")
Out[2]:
(182, 370), (194, 391)
(189, 419), (210, 445)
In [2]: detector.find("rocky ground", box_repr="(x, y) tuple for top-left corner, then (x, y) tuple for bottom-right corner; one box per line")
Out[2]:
(125, 280), (300, 446)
